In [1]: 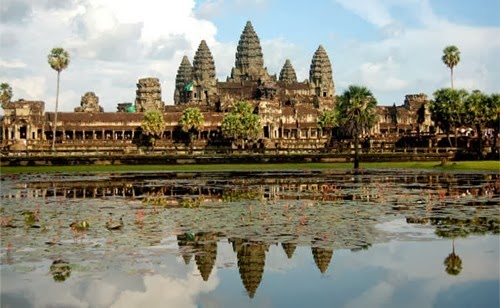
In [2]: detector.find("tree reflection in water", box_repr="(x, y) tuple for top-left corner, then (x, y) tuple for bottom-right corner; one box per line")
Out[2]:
(50, 259), (71, 282)
(1, 170), (498, 299)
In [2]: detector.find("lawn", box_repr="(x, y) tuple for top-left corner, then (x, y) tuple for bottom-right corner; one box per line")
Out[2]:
(1, 161), (498, 174)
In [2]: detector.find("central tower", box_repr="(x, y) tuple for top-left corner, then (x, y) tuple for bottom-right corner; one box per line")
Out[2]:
(229, 21), (269, 82)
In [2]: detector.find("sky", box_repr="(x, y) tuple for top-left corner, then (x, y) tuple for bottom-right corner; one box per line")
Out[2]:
(1, 0), (499, 113)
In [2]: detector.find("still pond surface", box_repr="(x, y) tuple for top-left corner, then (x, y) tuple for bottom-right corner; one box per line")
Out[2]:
(1, 169), (499, 308)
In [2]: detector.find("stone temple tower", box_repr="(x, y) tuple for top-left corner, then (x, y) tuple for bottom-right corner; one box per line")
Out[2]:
(309, 45), (335, 97)
(229, 21), (269, 82)
(135, 77), (164, 112)
(279, 59), (298, 83)
(191, 40), (217, 105)
(174, 55), (193, 105)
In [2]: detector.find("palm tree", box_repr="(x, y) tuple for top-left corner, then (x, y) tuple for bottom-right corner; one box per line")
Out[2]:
(442, 46), (460, 89)
(337, 85), (377, 169)
(48, 47), (70, 152)
(0, 82), (13, 108)
(318, 109), (339, 148)
(444, 238), (462, 276)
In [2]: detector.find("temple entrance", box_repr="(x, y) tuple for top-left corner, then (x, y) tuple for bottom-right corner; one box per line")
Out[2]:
(263, 126), (269, 138)
(20, 126), (27, 139)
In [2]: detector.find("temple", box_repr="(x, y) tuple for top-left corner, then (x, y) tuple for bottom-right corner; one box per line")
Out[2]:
(1, 21), (437, 154)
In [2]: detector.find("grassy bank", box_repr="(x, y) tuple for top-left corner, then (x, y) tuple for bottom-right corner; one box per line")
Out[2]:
(1, 161), (498, 174)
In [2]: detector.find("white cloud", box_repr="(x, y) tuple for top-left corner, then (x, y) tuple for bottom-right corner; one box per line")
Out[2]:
(333, 0), (500, 103)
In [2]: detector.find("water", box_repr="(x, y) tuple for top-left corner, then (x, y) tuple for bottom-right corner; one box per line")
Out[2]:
(1, 169), (498, 308)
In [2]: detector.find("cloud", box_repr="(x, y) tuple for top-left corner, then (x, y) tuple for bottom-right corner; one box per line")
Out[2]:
(0, 0), (32, 24)
(333, 0), (500, 103)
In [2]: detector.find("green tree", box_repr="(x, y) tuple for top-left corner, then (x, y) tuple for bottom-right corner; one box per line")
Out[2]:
(487, 93), (500, 156)
(444, 239), (462, 276)
(221, 101), (261, 151)
(179, 107), (204, 145)
(0, 82), (13, 108)
(50, 259), (72, 282)
(430, 88), (467, 147)
(464, 90), (489, 157)
(318, 109), (339, 148)
(48, 47), (70, 152)
(141, 110), (165, 148)
(442, 45), (460, 89)
(337, 85), (377, 169)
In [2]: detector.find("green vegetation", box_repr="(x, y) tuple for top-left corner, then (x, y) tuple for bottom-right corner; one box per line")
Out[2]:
(0, 82), (13, 108)
(179, 107), (204, 146)
(141, 110), (165, 147)
(337, 85), (378, 169)
(48, 47), (70, 152)
(1, 160), (498, 174)
(430, 88), (499, 151)
(442, 45), (460, 89)
(221, 101), (261, 150)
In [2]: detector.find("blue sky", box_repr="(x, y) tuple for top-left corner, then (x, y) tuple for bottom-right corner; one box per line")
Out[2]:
(1, 0), (499, 113)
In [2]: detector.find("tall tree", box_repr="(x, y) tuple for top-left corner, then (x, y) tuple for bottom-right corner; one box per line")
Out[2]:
(442, 45), (460, 89)
(487, 93), (500, 157)
(179, 107), (204, 150)
(337, 85), (377, 169)
(464, 90), (489, 157)
(141, 110), (165, 148)
(221, 101), (261, 151)
(444, 239), (462, 276)
(48, 47), (70, 152)
(430, 88), (467, 147)
(318, 109), (339, 148)
(0, 82), (13, 108)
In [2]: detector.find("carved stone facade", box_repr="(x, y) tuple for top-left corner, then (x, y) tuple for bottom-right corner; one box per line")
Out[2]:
(279, 59), (298, 83)
(229, 21), (270, 82)
(309, 45), (335, 98)
(75, 92), (104, 112)
(135, 77), (164, 112)
(0, 21), (455, 154)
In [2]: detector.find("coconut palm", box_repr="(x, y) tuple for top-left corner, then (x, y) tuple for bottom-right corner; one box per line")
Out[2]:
(337, 85), (377, 169)
(48, 47), (70, 152)
(442, 45), (460, 89)
(0, 82), (13, 108)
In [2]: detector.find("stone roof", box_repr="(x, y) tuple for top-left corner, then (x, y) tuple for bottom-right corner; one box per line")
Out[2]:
(175, 56), (193, 90)
(231, 21), (267, 81)
(193, 40), (216, 83)
(309, 45), (333, 86)
(279, 59), (298, 83)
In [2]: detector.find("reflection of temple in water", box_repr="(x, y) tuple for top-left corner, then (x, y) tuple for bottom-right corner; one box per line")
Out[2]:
(177, 233), (338, 298)
(176, 232), (218, 281)
(230, 238), (269, 299)
(3, 172), (497, 205)
(312, 245), (334, 274)
(281, 242), (297, 259)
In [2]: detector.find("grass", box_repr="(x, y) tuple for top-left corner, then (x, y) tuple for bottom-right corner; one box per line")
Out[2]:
(1, 161), (498, 174)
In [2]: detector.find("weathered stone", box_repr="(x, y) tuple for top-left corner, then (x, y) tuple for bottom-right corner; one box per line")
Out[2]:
(75, 92), (103, 112)
(191, 40), (217, 105)
(279, 59), (298, 83)
(135, 77), (164, 112)
(174, 56), (194, 105)
(229, 21), (269, 82)
(309, 45), (335, 97)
